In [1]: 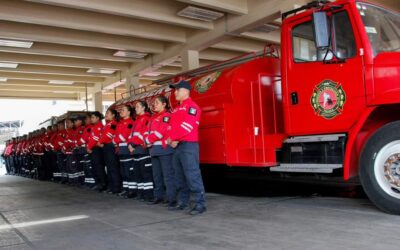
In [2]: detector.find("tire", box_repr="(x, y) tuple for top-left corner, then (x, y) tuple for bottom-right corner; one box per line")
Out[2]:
(359, 121), (400, 214)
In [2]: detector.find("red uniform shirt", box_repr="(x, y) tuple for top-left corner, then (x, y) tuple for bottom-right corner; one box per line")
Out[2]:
(80, 125), (92, 148)
(4, 143), (13, 156)
(43, 132), (52, 152)
(87, 122), (104, 150)
(54, 130), (66, 152)
(20, 140), (28, 155)
(129, 113), (151, 146)
(49, 131), (58, 151)
(34, 135), (45, 155)
(8, 142), (15, 156)
(74, 125), (85, 148)
(62, 128), (75, 154)
(169, 97), (201, 142)
(113, 118), (135, 145)
(16, 141), (23, 155)
(99, 120), (117, 145)
(145, 110), (171, 147)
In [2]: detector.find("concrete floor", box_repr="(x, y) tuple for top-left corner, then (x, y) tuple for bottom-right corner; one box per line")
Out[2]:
(1, 175), (400, 250)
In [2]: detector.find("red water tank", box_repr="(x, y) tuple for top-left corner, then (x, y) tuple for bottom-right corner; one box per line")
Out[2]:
(112, 56), (284, 167)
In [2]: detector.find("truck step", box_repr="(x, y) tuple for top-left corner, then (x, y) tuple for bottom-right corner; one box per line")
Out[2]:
(270, 164), (342, 173)
(284, 134), (346, 143)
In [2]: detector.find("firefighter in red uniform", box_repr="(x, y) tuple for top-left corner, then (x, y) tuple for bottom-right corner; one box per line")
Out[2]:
(25, 134), (32, 177)
(128, 101), (153, 202)
(26, 134), (33, 177)
(72, 116), (86, 185)
(113, 105), (135, 198)
(62, 118), (75, 184)
(58, 121), (68, 182)
(98, 109), (121, 194)
(145, 96), (177, 206)
(82, 113), (95, 187)
(9, 138), (16, 175)
(19, 135), (27, 176)
(168, 80), (206, 215)
(16, 136), (24, 175)
(2, 140), (11, 175)
(54, 121), (65, 182)
(4, 139), (15, 175)
(48, 124), (59, 181)
(87, 111), (107, 192)
(35, 128), (46, 180)
(43, 126), (54, 180)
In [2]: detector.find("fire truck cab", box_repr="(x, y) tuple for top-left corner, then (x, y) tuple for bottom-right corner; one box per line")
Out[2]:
(278, 0), (400, 213)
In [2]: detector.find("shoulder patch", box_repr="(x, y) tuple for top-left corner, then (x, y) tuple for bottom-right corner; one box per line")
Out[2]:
(163, 116), (170, 123)
(127, 124), (133, 129)
(110, 124), (116, 130)
(188, 107), (197, 116)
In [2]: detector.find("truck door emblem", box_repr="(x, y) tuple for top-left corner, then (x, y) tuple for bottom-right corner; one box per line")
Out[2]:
(311, 80), (346, 120)
(195, 71), (221, 94)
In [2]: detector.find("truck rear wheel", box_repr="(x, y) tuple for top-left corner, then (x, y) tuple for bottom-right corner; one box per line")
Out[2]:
(359, 121), (400, 214)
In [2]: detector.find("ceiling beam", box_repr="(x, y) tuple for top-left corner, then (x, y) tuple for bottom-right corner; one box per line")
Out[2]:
(0, 79), (94, 88)
(0, 42), (144, 62)
(199, 48), (242, 61)
(26, 0), (212, 30)
(106, 0), (304, 88)
(0, 52), (129, 70)
(155, 66), (182, 75)
(212, 37), (269, 52)
(240, 30), (281, 44)
(0, 84), (85, 93)
(177, 0), (248, 15)
(0, 90), (78, 100)
(0, 64), (117, 77)
(0, 72), (104, 83)
(0, 0), (186, 43)
(0, 21), (164, 53)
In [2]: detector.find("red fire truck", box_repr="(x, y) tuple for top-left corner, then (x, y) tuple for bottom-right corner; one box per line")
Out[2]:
(112, 0), (400, 213)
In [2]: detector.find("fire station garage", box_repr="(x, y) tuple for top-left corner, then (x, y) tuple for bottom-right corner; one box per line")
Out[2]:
(0, 0), (399, 249)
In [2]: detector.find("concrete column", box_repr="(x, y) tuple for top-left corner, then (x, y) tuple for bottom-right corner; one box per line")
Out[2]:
(90, 83), (103, 112)
(93, 91), (103, 112)
(125, 75), (140, 96)
(181, 50), (199, 71)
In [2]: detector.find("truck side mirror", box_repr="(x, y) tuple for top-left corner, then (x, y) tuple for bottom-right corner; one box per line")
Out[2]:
(313, 11), (330, 49)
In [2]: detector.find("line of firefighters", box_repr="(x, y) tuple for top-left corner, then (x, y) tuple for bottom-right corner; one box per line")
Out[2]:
(1, 81), (207, 215)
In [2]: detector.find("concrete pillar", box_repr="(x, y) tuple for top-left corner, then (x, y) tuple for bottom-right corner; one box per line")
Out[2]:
(181, 50), (199, 71)
(90, 83), (103, 112)
(125, 75), (140, 96)
(93, 91), (103, 112)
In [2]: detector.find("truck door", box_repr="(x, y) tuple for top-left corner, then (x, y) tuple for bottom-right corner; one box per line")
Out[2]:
(283, 8), (366, 135)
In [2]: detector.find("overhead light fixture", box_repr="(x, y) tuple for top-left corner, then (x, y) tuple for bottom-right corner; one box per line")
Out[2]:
(52, 91), (74, 94)
(0, 77), (7, 82)
(87, 68), (116, 74)
(113, 50), (148, 59)
(142, 72), (161, 77)
(49, 80), (74, 85)
(178, 6), (224, 22)
(0, 39), (33, 48)
(0, 62), (18, 69)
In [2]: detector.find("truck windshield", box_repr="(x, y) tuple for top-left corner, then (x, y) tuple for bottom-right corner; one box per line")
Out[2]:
(356, 2), (400, 56)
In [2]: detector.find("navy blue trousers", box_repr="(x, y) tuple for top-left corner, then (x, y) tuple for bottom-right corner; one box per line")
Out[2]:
(172, 142), (206, 208)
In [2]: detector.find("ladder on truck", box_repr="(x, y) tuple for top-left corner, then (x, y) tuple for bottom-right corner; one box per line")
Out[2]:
(121, 44), (280, 98)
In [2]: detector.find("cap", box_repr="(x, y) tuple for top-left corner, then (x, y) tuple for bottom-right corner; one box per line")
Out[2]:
(169, 80), (192, 91)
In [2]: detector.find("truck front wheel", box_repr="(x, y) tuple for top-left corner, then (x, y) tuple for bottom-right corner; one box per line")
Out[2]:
(359, 121), (400, 214)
